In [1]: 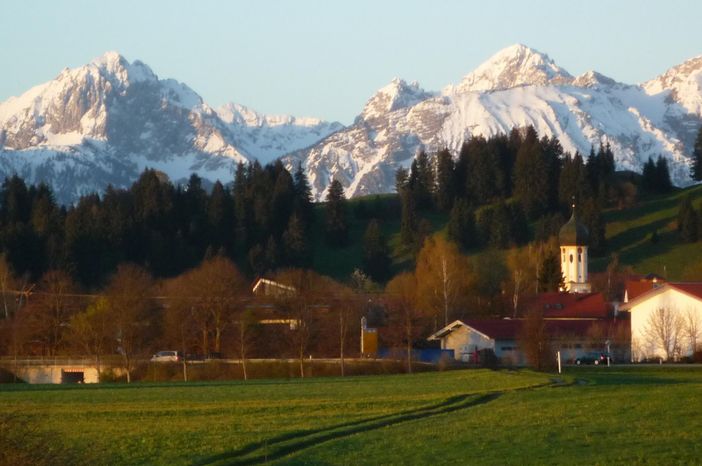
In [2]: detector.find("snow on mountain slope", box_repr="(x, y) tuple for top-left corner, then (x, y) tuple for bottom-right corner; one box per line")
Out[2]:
(0, 52), (342, 203)
(3, 45), (702, 204)
(217, 102), (343, 164)
(446, 44), (574, 94)
(643, 55), (702, 115)
(291, 44), (702, 201)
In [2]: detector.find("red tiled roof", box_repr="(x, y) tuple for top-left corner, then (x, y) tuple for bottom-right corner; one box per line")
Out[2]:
(621, 282), (702, 310)
(625, 278), (665, 302)
(668, 283), (702, 300)
(462, 318), (622, 341)
(518, 292), (611, 319)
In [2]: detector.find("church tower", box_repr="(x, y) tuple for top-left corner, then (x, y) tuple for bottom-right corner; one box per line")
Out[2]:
(559, 204), (591, 293)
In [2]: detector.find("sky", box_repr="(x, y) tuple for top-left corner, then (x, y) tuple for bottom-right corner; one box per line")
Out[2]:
(1, 0), (702, 124)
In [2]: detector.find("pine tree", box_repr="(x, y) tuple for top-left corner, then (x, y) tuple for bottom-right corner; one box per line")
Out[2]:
(207, 181), (234, 252)
(678, 194), (698, 242)
(509, 202), (530, 245)
(654, 156), (673, 193)
(691, 125), (702, 181)
(362, 219), (391, 282)
(293, 162), (314, 225)
(399, 184), (417, 247)
(641, 157), (657, 193)
(283, 213), (310, 267)
(271, 170), (295, 237)
(447, 199), (476, 250)
(264, 235), (279, 271)
(466, 136), (500, 202)
(538, 249), (564, 292)
(409, 151), (433, 210)
(513, 126), (548, 219)
(233, 162), (251, 247)
(433, 148), (455, 211)
(489, 202), (512, 249)
(541, 135), (563, 212)
(325, 179), (348, 247)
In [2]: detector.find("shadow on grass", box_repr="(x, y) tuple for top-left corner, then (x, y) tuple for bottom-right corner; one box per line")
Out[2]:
(194, 392), (501, 466)
(606, 217), (674, 253)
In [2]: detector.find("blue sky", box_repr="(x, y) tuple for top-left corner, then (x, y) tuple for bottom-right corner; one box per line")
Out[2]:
(1, 0), (701, 124)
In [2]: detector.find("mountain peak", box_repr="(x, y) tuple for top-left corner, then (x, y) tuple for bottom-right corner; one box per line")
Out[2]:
(91, 50), (127, 68)
(361, 78), (432, 121)
(643, 54), (702, 115)
(573, 70), (618, 88)
(449, 44), (574, 93)
(88, 51), (156, 84)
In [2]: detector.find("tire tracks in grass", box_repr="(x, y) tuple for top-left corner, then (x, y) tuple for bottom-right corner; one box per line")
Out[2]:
(195, 381), (554, 466)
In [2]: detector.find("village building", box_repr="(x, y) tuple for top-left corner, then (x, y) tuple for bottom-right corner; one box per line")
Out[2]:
(559, 205), (591, 293)
(620, 281), (702, 361)
(428, 205), (630, 365)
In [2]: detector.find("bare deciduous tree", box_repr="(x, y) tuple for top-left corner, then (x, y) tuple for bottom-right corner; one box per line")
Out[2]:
(70, 297), (109, 379)
(385, 272), (422, 374)
(105, 264), (155, 383)
(643, 307), (683, 361)
(26, 270), (78, 356)
(683, 308), (702, 355)
(171, 256), (248, 356)
(518, 308), (552, 371)
(234, 309), (259, 380)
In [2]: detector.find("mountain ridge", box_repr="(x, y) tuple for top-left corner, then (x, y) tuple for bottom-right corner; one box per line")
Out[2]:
(2, 45), (702, 203)
(291, 44), (702, 200)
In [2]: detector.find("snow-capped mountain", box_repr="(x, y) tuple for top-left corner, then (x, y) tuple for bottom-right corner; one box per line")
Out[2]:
(289, 44), (702, 200)
(3, 45), (702, 204)
(0, 52), (341, 203)
(216, 102), (343, 164)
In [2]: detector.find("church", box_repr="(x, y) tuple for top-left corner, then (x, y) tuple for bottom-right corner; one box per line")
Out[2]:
(428, 206), (629, 365)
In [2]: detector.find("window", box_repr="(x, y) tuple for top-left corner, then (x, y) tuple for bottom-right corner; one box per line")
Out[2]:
(569, 254), (573, 263)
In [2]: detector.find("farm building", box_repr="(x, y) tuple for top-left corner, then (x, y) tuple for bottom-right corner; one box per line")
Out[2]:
(620, 281), (702, 361)
(428, 316), (628, 365)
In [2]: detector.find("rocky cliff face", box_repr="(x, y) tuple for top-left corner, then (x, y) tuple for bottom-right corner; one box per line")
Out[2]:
(0, 52), (341, 203)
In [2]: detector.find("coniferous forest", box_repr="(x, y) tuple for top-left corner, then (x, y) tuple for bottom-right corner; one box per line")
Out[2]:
(0, 125), (677, 290)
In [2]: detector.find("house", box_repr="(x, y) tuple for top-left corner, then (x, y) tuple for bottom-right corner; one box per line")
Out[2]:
(620, 282), (702, 361)
(428, 318), (627, 365)
(427, 204), (630, 365)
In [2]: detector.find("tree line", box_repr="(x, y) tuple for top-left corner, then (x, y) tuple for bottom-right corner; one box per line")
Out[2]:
(394, 126), (622, 257)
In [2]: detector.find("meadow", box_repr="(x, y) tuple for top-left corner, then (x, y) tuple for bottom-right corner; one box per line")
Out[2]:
(2, 367), (702, 465)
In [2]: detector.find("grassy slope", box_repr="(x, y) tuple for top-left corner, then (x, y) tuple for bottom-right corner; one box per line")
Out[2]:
(3, 368), (702, 465)
(593, 184), (702, 279)
(312, 185), (702, 282)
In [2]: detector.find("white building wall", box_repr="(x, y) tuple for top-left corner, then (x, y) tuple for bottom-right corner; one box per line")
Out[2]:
(629, 288), (702, 361)
(15, 365), (101, 384)
(442, 326), (495, 361)
(561, 246), (590, 292)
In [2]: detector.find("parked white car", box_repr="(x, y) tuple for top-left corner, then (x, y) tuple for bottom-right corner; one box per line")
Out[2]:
(150, 351), (180, 362)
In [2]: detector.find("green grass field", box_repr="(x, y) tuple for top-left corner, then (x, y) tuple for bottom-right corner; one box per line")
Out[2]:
(3, 367), (702, 465)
